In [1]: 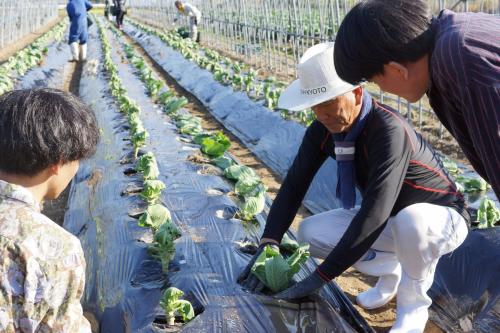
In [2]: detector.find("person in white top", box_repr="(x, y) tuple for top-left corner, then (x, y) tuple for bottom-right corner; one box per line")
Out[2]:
(174, 1), (202, 42)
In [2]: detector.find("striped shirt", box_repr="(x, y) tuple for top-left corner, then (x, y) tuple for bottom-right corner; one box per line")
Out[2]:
(427, 9), (500, 200)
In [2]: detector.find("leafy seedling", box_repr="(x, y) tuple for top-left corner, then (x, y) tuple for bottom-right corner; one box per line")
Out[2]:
(477, 198), (500, 229)
(160, 287), (195, 325)
(140, 179), (166, 204)
(138, 204), (171, 231)
(136, 152), (160, 180)
(251, 244), (310, 293)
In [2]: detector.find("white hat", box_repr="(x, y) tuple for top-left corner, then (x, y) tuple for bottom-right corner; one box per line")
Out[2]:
(278, 43), (357, 111)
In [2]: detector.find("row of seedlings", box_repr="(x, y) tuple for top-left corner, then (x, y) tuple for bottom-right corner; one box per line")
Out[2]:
(109, 20), (314, 295)
(441, 158), (499, 228)
(126, 18), (316, 127)
(125, 19), (500, 231)
(95, 16), (195, 327)
(108, 20), (267, 224)
(0, 20), (67, 95)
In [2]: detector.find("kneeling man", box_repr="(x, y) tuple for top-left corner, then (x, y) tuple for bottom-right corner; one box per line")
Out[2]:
(238, 43), (469, 333)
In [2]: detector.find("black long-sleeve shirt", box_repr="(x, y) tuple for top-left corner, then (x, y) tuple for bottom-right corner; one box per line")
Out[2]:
(262, 100), (470, 280)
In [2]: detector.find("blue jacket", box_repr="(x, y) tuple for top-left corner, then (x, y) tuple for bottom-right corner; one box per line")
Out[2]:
(67, 0), (93, 44)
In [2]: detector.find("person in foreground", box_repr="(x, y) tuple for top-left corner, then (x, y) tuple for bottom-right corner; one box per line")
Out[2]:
(0, 89), (99, 332)
(333, 0), (500, 200)
(237, 43), (469, 333)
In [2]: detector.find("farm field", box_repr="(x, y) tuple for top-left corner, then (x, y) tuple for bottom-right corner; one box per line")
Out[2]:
(1, 1), (499, 333)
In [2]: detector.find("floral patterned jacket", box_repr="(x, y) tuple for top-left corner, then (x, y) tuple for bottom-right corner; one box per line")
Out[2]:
(0, 180), (91, 333)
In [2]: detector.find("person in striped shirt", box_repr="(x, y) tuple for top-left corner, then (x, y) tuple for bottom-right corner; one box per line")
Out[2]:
(333, 0), (500, 201)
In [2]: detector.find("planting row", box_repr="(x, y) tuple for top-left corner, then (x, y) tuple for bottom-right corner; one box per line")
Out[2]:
(0, 20), (67, 95)
(127, 18), (317, 127)
(106, 18), (317, 293)
(96, 16), (197, 326)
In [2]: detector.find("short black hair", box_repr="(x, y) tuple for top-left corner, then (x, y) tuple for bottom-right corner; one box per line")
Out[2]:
(334, 0), (434, 84)
(0, 88), (99, 175)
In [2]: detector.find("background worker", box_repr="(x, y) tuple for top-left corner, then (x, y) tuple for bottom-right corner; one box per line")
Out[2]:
(113, 0), (128, 29)
(174, 1), (202, 42)
(238, 43), (469, 333)
(66, 0), (92, 62)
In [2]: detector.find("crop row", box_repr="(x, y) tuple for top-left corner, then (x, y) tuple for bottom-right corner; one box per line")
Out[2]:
(0, 20), (67, 95)
(127, 18), (317, 127)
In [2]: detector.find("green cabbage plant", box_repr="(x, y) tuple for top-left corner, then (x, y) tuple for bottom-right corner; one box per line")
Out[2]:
(160, 287), (195, 325)
(251, 244), (310, 293)
(140, 179), (165, 204)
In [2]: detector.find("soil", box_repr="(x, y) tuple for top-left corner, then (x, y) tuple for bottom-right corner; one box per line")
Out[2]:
(0, 14), (64, 63)
(121, 27), (444, 332)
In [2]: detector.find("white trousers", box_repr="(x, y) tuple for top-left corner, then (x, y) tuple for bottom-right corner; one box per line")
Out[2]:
(299, 203), (468, 331)
(189, 17), (198, 41)
(298, 203), (467, 281)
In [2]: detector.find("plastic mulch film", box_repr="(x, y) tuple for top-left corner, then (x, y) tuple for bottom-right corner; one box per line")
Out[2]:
(123, 23), (500, 332)
(63, 23), (373, 333)
(429, 227), (500, 333)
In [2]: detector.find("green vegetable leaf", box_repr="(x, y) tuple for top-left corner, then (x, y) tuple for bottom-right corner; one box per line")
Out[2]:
(200, 131), (231, 158)
(223, 165), (256, 181)
(211, 156), (234, 170)
(160, 287), (195, 325)
(138, 204), (171, 231)
(140, 179), (165, 204)
(265, 254), (291, 292)
(136, 152), (160, 180)
(477, 198), (500, 229)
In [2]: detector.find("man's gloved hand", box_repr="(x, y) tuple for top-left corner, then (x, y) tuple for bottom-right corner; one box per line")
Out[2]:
(273, 270), (328, 301)
(237, 242), (279, 292)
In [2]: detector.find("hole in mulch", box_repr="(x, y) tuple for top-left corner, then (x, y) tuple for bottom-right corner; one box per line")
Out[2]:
(121, 181), (144, 196)
(205, 188), (227, 196)
(128, 204), (148, 218)
(197, 165), (222, 176)
(215, 205), (238, 220)
(123, 167), (138, 176)
(235, 236), (258, 255)
(119, 150), (145, 165)
(187, 153), (210, 165)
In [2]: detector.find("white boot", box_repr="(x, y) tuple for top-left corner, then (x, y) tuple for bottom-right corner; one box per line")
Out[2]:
(69, 42), (79, 62)
(389, 266), (436, 333)
(80, 43), (87, 62)
(354, 250), (402, 309)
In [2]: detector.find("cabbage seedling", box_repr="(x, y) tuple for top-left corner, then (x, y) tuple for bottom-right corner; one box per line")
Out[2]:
(140, 179), (165, 204)
(138, 204), (171, 231)
(160, 287), (195, 325)
(148, 221), (180, 271)
(136, 152), (160, 180)
(477, 198), (500, 229)
(251, 244), (310, 293)
(132, 130), (149, 159)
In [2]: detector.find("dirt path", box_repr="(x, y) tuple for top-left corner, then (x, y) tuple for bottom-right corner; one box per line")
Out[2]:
(0, 14), (65, 63)
(120, 25), (443, 333)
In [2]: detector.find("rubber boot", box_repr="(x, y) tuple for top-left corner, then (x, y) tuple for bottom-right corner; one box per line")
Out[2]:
(354, 250), (401, 309)
(80, 43), (87, 62)
(69, 42), (79, 62)
(389, 266), (437, 333)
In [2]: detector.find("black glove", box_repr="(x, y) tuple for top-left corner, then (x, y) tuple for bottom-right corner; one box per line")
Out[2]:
(237, 242), (279, 292)
(273, 270), (328, 300)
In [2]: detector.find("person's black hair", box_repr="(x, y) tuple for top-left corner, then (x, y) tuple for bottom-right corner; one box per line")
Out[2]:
(334, 0), (435, 84)
(0, 88), (99, 175)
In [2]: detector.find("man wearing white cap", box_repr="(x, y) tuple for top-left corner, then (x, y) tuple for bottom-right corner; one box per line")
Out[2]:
(174, 1), (202, 42)
(237, 43), (469, 333)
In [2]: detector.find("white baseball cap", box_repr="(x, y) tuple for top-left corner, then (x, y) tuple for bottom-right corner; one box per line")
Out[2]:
(278, 42), (357, 111)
